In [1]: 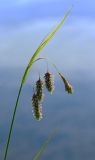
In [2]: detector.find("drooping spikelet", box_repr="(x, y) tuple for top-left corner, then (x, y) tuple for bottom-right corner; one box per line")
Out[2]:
(32, 93), (42, 121)
(33, 104), (42, 121)
(59, 73), (73, 94)
(44, 72), (54, 94)
(64, 80), (73, 94)
(35, 78), (44, 101)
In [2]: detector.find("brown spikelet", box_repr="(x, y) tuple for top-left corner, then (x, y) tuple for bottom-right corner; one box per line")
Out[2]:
(44, 72), (54, 94)
(65, 82), (73, 94)
(64, 81), (73, 94)
(33, 104), (42, 121)
(35, 78), (44, 101)
(59, 73), (73, 94)
(32, 93), (42, 121)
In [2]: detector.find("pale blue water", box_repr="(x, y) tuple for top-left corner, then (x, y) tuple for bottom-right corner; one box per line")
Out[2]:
(0, 67), (95, 160)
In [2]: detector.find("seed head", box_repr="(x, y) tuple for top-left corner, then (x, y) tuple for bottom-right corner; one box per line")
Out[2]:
(35, 78), (44, 101)
(64, 80), (73, 94)
(59, 73), (73, 94)
(32, 93), (39, 107)
(32, 93), (43, 121)
(44, 72), (54, 94)
(33, 104), (42, 121)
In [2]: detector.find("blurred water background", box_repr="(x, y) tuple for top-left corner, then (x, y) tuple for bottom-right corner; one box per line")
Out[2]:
(0, 0), (95, 159)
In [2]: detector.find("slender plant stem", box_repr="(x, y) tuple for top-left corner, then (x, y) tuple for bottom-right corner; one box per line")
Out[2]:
(4, 83), (23, 160)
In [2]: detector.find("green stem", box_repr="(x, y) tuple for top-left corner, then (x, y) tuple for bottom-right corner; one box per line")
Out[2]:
(4, 83), (23, 160)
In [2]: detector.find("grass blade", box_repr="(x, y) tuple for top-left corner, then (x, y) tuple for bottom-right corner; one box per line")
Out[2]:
(22, 8), (72, 84)
(4, 9), (71, 160)
(33, 130), (56, 160)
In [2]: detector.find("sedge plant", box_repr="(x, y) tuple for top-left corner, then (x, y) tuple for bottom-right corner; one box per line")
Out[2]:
(4, 8), (73, 160)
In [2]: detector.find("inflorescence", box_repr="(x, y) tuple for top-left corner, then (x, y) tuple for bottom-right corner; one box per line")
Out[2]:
(32, 70), (73, 121)
(44, 72), (54, 94)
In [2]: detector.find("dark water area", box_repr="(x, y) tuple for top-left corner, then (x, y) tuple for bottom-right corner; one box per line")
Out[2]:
(0, 68), (95, 160)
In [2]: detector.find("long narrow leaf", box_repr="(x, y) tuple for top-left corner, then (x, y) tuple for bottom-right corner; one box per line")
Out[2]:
(22, 8), (71, 84)
(33, 130), (56, 160)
